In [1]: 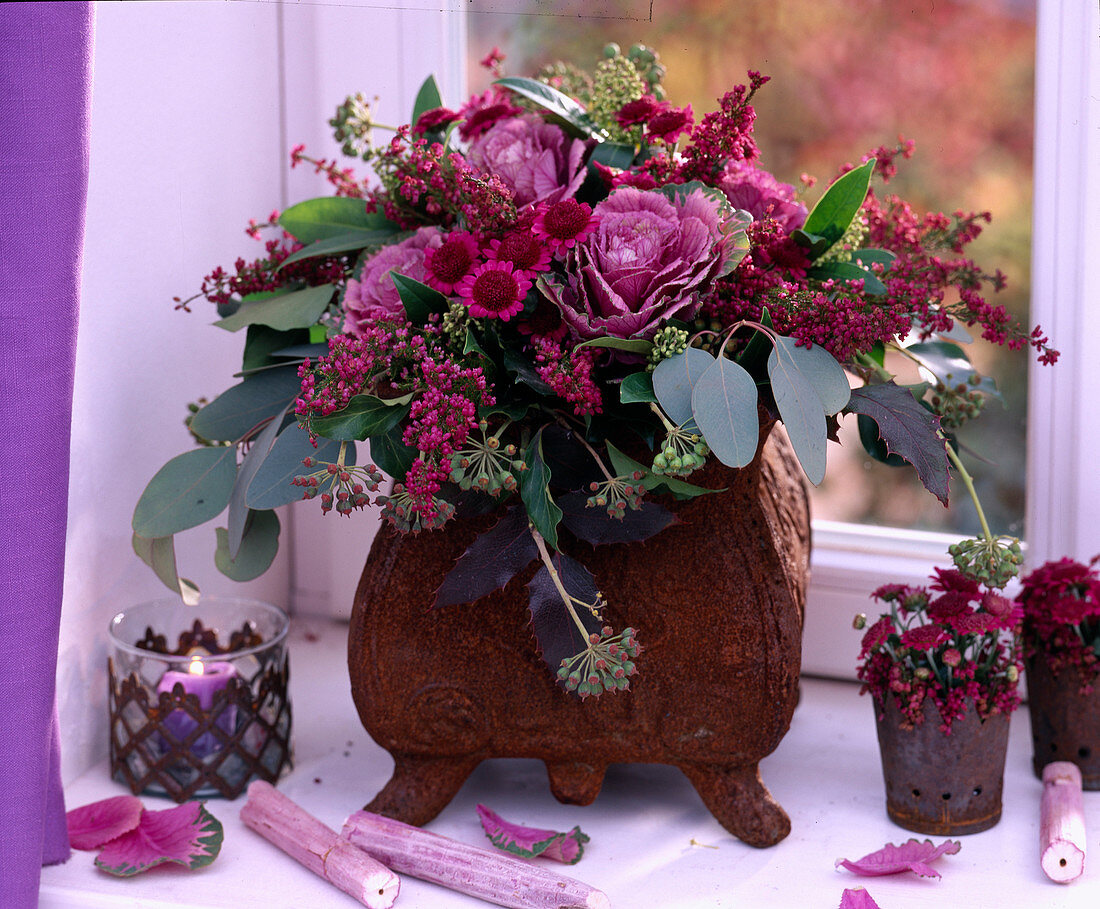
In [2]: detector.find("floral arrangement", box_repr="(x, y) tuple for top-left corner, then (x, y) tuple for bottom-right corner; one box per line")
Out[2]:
(1017, 556), (1100, 691)
(855, 569), (1023, 732)
(134, 43), (1056, 699)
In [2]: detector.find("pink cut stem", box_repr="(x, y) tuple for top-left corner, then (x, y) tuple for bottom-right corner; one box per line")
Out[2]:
(240, 782), (399, 907)
(342, 809), (611, 909)
(1040, 761), (1086, 883)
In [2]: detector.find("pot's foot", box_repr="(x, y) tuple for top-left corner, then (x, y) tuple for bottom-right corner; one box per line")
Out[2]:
(365, 753), (481, 827)
(545, 760), (607, 805)
(679, 762), (791, 847)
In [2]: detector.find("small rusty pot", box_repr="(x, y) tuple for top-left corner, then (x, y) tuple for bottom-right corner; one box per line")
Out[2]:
(1026, 655), (1100, 789)
(874, 697), (1011, 835)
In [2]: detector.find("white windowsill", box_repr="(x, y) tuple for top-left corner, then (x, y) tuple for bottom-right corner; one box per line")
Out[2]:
(42, 616), (1099, 909)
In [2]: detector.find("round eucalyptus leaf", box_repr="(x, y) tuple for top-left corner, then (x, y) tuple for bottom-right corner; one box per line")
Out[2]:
(132, 446), (237, 538)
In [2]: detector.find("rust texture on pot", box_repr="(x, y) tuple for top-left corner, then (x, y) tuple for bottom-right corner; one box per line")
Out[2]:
(874, 696), (1010, 835)
(1026, 655), (1100, 789)
(348, 426), (811, 848)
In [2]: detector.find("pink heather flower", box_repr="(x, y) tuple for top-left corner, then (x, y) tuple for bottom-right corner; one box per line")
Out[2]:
(343, 226), (441, 335)
(485, 230), (553, 274)
(899, 624), (949, 651)
(423, 231), (481, 294)
(717, 160), (807, 233)
(466, 114), (587, 208)
(531, 198), (600, 254)
(541, 185), (738, 341)
(456, 260), (532, 321)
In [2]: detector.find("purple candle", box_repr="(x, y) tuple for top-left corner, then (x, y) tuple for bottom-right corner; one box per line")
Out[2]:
(156, 657), (238, 757)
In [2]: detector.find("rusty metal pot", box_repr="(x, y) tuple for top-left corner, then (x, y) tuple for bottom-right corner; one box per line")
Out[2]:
(347, 426), (810, 848)
(1026, 655), (1100, 789)
(873, 696), (1011, 835)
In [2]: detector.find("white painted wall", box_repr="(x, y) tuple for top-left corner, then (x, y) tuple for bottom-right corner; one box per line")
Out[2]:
(59, 1), (465, 784)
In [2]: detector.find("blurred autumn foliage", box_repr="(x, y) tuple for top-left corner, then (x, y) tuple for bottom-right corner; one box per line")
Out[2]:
(467, 0), (1037, 536)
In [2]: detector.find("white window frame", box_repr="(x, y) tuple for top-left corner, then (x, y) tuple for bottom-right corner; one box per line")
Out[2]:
(290, 0), (1100, 681)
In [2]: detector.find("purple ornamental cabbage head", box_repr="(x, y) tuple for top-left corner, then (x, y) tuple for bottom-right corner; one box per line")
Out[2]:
(466, 114), (587, 209)
(543, 185), (747, 341)
(343, 226), (442, 335)
(717, 160), (807, 233)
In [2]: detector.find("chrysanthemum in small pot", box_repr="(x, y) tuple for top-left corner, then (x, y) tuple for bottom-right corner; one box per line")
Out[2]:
(855, 569), (1023, 835)
(1017, 555), (1100, 788)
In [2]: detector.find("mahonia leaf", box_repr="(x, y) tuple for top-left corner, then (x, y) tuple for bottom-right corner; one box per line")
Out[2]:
(836, 838), (961, 880)
(433, 506), (538, 608)
(846, 382), (949, 505)
(94, 803), (224, 877)
(839, 888), (882, 909)
(67, 796), (144, 851)
(527, 554), (602, 674)
(558, 492), (676, 546)
(476, 804), (589, 864)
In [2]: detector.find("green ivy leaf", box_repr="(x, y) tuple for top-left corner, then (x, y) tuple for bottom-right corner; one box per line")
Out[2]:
(519, 426), (562, 549)
(215, 510), (280, 582)
(574, 336), (655, 356)
(494, 76), (604, 139)
(767, 342), (829, 485)
(589, 141), (636, 171)
(246, 424), (352, 509)
(391, 272), (450, 324)
(619, 371), (656, 405)
(368, 422), (415, 481)
(214, 284), (334, 333)
(807, 260), (887, 296)
(411, 74), (444, 128)
(603, 440), (720, 500)
(802, 159), (875, 249)
(131, 533), (200, 605)
(278, 197), (389, 243)
(309, 393), (411, 442)
(132, 446), (238, 538)
(853, 248), (897, 270)
(188, 367), (303, 443)
(652, 348), (716, 425)
(690, 356), (760, 470)
(771, 337), (851, 415)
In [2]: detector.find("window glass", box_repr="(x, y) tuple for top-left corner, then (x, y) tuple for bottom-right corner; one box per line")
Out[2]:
(466, 0), (1036, 538)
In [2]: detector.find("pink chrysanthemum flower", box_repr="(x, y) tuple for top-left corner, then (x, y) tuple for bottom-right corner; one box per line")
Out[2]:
(423, 231), (480, 294)
(899, 624), (949, 651)
(485, 231), (553, 274)
(646, 104), (694, 143)
(456, 260), (532, 321)
(531, 199), (599, 254)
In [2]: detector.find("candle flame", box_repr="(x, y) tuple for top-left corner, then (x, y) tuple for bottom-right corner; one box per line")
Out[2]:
(188, 656), (205, 676)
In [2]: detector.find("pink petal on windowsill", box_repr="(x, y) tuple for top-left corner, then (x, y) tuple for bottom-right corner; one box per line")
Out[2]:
(94, 802), (224, 877)
(836, 838), (961, 879)
(840, 887), (882, 908)
(475, 803), (589, 864)
(67, 795), (144, 850)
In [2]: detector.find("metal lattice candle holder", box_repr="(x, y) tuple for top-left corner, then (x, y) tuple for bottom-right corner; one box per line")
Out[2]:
(108, 597), (292, 801)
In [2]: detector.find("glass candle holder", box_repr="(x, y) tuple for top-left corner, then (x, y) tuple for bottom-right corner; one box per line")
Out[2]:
(108, 597), (292, 801)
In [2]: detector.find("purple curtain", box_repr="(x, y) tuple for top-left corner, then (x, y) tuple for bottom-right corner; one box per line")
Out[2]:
(0, 2), (94, 905)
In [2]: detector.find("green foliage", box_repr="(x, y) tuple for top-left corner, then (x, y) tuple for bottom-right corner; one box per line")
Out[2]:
(575, 336), (655, 356)
(691, 356), (760, 471)
(215, 510), (281, 582)
(806, 260), (887, 296)
(651, 348), (715, 425)
(392, 272), (449, 324)
(411, 74), (444, 128)
(309, 393), (411, 442)
(619, 371), (656, 405)
(246, 425), (352, 510)
(494, 76), (605, 139)
(131, 533), (199, 605)
(278, 197), (393, 244)
(801, 159), (875, 250)
(187, 368), (302, 443)
(519, 427), (562, 548)
(214, 284), (335, 333)
(132, 446), (238, 539)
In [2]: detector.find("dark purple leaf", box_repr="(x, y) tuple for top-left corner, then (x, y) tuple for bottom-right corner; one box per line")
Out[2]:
(434, 506), (538, 608)
(839, 888), (882, 909)
(527, 553), (603, 673)
(476, 803), (589, 864)
(846, 383), (949, 505)
(836, 838), (961, 879)
(67, 796), (143, 851)
(94, 803), (224, 877)
(558, 492), (677, 546)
